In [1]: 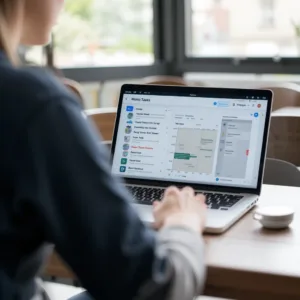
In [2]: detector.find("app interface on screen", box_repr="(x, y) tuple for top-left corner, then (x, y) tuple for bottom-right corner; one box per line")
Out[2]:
(112, 92), (268, 188)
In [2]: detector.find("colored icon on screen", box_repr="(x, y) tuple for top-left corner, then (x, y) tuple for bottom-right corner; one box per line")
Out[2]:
(120, 166), (126, 173)
(127, 113), (134, 119)
(123, 144), (130, 150)
(126, 106), (134, 112)
(213, 102), (217, 106)
(125, 126), (132, 134)
(123, 151), (129, 157)
(254, 112), (259, 118)
(216, 178), (220, 182)
(121, 158), (128, 165)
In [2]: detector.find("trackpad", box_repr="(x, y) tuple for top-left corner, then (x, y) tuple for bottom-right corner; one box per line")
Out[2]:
(133, 204), (154, 223)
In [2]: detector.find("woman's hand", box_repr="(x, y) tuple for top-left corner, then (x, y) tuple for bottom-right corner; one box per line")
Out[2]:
(153, 186), (207, 233)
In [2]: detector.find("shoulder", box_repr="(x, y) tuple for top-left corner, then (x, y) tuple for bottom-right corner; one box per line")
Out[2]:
(1, 64), (79, 110)
(19, 67), (65, 95)
(0, 63), (82, 140)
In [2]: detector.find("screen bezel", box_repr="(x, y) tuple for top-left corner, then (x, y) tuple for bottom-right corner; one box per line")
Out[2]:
(111, 84), (273, 196)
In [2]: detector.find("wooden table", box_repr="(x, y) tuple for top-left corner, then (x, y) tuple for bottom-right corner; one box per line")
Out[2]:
(204, 184), (300, 300)
(45, 184), (300, 299)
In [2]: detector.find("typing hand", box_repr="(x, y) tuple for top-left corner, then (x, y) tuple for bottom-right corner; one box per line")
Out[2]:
(153, 186), (207, 233)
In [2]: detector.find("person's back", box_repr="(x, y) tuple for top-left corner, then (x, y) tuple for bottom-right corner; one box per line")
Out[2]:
(0, 57), (50, 298)
(0, 56), (155, 298)
(0, 55), (89, 298)
(0, 1), (207, 299)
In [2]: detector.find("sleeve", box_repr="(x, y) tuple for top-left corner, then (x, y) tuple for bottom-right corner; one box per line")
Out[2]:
(16, 96), (206, 300)
(135, 227), (206, 300)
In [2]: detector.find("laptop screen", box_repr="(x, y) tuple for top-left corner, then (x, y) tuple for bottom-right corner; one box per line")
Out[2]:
(111, 86), (271, 189)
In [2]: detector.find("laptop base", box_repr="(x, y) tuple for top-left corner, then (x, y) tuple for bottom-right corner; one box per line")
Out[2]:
(132, 192), (258, 234)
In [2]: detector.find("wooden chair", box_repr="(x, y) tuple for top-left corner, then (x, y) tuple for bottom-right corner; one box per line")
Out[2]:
(260, 82), (300, 111)
(62, 78), (85, 108)
(85, 107), (117, 141)
(44, 252), (76, 280)
(267, 115), (300, 166)
(113, 76), (189, 107)
(141, 75), (188, 86)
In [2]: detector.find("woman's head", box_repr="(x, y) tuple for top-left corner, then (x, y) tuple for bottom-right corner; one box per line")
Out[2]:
(0, 0), (64, 63)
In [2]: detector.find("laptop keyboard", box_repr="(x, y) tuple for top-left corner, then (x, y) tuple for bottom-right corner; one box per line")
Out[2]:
(127, 186), (243, 210)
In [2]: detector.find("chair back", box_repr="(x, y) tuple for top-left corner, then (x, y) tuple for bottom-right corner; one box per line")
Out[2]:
(264, 158), (300, 187)
(44, 252), (75, 280)
(113, 76), (197, 107)
(62, 78), (85, 108)
(267, 115), (300, 166)
(260, 82), (300, 111)
(141, 75), (188, 86)
(85, 107), (117, 142)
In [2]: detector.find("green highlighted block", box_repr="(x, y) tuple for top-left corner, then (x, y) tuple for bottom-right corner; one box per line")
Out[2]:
(121, 158), (128, 165)
(174, 153), (197, 160)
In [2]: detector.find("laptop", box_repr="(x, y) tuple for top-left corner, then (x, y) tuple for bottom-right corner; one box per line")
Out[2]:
(111, 84), (273, 233)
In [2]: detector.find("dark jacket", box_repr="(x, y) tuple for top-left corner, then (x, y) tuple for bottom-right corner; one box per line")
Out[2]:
(0, 51), (205, 300)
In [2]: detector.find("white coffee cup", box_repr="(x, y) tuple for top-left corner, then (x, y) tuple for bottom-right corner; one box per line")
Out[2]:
(253, 206), (295, 229)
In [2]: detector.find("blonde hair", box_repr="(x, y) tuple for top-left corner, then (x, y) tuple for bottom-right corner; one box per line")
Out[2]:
(0, 0), (23, 64)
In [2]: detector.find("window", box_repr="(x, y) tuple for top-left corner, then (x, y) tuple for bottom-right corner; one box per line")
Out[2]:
(54, 0), (154, 68)
(187, 0), (300, 58)
(259, 0), (275, 29)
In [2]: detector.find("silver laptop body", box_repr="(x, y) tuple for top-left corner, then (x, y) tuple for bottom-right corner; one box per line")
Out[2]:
(111, 84), (273, 233)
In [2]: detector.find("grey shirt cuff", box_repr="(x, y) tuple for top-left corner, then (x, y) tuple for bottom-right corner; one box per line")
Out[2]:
(135, 226), (206, 300)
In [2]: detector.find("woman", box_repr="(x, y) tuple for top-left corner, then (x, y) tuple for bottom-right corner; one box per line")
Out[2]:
(0, 1), (207, 300)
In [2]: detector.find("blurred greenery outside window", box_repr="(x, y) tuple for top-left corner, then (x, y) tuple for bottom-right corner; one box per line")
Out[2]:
(24, 0), (154, 67)
(54, 0), (154, 67)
